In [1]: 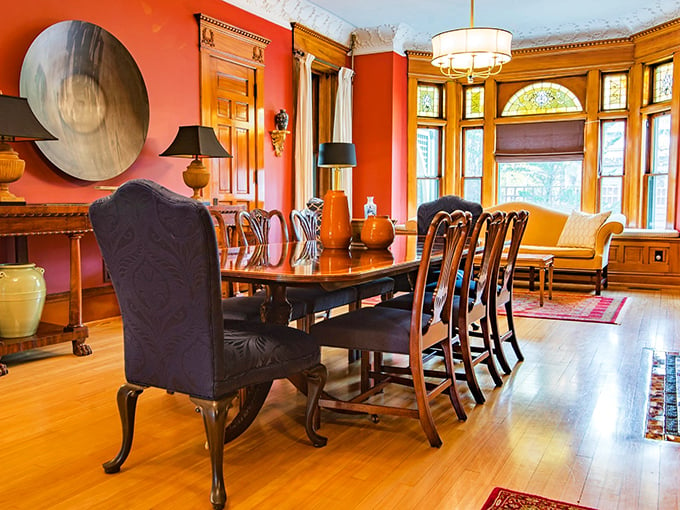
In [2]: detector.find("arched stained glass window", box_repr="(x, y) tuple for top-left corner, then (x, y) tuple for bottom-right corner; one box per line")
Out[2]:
(502, 82), (583, 116)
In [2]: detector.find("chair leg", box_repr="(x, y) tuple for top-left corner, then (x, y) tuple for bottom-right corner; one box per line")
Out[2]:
(190, 395), (235, 510)
(302, 363), (328, 447)
(595, 269), (602, 295)
(505, 300), (524, 362)
(481, 318), (503, 387)
(103, 383), (145, 474)
(488, 300), (512, 375)
(456, 328), (486, 404)
(441, 338), (467, 421)
(410, 356), (442, 448)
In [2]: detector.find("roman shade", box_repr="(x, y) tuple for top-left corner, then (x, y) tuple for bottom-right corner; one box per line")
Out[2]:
(495, 120), (585, 162)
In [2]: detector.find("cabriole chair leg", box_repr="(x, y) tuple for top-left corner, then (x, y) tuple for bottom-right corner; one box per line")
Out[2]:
(303, 363), (328, 447)
(103, 383), (145, 474)
(190, 394), (235, 510)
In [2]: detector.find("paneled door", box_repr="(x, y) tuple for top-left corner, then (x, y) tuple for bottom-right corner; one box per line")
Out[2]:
(198, 14), (269, 210)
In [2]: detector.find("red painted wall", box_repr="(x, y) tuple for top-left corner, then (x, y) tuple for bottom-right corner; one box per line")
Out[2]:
(353, 51), (408, 223)
(1, 0), (295, 293)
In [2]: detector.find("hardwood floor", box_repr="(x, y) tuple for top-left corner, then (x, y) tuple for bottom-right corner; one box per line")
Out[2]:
(1, 287), (678, 509)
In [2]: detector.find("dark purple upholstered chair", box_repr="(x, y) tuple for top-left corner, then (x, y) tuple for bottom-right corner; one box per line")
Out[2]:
(89, 180), (327, 510)
(310, 211), (471, 447)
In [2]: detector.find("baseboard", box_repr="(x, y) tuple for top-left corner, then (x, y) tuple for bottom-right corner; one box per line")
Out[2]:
(42, 285), (120, 324)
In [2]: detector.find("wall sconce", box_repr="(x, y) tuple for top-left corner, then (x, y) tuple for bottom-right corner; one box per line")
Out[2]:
(269, 109), (289, 157)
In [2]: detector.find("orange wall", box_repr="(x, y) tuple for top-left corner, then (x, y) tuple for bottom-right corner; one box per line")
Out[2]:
(1, 0), (295, 293)
(353, 52), (408, 223)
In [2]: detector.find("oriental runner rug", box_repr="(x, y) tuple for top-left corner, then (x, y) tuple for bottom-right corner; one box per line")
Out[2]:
(499, 291), (627, 324)
(644, 351), (680, 442)
(480, 487), (597, 510)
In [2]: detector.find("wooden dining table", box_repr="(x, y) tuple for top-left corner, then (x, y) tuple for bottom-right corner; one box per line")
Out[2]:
(218, 235), (440, 441)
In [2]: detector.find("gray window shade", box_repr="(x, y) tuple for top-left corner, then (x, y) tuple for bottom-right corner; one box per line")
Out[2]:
(495, 120), (585, 162)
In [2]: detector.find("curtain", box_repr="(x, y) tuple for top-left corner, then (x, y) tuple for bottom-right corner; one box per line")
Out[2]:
(294, 53), (315, 210)
(333, 67), (355, 208)
(495, 120), (585, 162)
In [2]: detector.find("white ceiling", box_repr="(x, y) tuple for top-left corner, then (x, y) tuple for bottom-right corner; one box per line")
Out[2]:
(306, 0), (680, 49)
(225, 0), (680, 52)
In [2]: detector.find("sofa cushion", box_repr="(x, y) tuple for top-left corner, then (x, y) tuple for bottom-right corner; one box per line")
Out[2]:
(557, 210), (611, 249)
(518, 245), (595, 258)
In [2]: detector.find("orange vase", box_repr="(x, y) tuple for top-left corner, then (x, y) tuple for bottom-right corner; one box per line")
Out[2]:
(361, 215), (395, 249)
(320, 189), (352, 249)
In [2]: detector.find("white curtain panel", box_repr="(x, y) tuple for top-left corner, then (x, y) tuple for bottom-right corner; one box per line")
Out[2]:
(294, 53), (315, 210)
(333, 67), (355, 209)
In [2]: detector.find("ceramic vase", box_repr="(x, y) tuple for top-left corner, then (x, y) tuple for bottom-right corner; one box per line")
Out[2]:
(361, 215), (395, 249)
(274, 109), (289, 130)
(319, 189), (352, 249)
(0, 263), (46, 338)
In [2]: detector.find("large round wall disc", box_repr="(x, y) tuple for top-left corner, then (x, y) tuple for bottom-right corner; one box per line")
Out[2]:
(20, 20), (149, 181)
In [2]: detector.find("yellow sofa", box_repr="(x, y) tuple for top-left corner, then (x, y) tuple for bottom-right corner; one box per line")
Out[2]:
(486, 202), (625, 294)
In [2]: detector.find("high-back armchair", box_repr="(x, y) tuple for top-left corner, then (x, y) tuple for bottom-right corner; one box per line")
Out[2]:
(89, 179), (327, 510)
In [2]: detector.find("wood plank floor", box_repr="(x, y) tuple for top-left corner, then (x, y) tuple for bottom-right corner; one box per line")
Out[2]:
(1, 287), (679, 509)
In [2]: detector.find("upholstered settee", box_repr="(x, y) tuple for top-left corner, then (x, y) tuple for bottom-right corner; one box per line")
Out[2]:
(486, 202), (625, 294)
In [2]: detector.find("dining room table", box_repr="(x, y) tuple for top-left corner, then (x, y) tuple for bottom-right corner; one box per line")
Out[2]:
(218, 235), (442, 441)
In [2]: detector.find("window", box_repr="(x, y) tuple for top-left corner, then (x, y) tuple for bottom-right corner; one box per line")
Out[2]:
(417, 83), (442, 118)
(599, 120), (626, 214)
(498, 161), (582, 212)
(464, 86), (484, 119)
(462, 128), (483, 202)
(646, 113), (671, 228)
(652, 62), (673, 103)
(602, 73), (627, 110)
(416, 127), (441, 206)
(502, 82), (583, 116)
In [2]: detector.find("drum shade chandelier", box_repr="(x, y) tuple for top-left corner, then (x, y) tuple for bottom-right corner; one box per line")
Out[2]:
(431, 0), (512, 83)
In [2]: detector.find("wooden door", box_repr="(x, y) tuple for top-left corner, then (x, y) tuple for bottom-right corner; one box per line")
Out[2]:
(206, 56), (257, 206)
(198, 14), (268, 210)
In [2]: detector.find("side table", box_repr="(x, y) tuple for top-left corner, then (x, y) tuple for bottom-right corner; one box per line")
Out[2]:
(0, 204), (92, 376)
(515, 253), (554, 306)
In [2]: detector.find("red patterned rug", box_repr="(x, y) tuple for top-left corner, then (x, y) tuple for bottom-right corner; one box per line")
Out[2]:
(645, 351), (680, 442)
(499, 291), (627, 324)
(481, 487), (597, 510)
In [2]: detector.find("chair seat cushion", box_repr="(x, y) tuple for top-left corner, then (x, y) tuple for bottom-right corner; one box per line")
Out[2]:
(310, 306), (431, 354)
(222, 291), (309, 322)
(218, 320), (320, 394)
(518, 245), (595, 258)
(286, 286), (358, 313)
(355, 277), (395, 300)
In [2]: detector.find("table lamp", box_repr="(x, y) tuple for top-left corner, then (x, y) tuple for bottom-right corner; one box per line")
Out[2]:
(0, 93), (57, 203)
(160, 125), (232, 200)
(317, 142), (356, 249)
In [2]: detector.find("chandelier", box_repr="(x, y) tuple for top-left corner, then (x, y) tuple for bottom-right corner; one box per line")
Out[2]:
(431, 0), (512, 83)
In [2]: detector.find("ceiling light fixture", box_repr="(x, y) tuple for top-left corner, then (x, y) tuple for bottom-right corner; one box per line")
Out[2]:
(431, 0), (512, 83)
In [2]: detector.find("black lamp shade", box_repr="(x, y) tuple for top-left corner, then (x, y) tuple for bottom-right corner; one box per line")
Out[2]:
(318, 142), (357, 168)
(160, 125), (232, 158)
(0, 94), (57, 141)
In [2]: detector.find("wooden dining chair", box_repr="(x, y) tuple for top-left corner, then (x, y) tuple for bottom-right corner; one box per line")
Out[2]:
(451, 210), (507, 404)
(310, 211), (471, 447)
(89, 179), (327, 510)
(487, 210), (529, 374)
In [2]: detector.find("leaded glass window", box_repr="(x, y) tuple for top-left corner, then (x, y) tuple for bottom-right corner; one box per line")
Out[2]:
(599, 120), (626, 214)
(417, 83), (441, 118)
(501, 82), (583, 116)
(602, 73), (627, 110)
(464, 86), (484, 119)
(416, 127), (441, 205)
(462, 128), (483, 202)
(653, 62), (673, 103)
(647, 112), (671, 228)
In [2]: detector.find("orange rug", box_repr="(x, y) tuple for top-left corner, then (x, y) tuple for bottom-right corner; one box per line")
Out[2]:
(481, 487), (597, 510)
(499, 291), (627, 324)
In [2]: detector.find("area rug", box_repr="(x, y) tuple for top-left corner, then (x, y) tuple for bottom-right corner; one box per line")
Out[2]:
(499, 291), (627, 324)
(645, 351), (680, 442)
(481, 487), (597, 510)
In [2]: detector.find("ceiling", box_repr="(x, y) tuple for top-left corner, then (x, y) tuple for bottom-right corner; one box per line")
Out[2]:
(306, 0), (680, 49)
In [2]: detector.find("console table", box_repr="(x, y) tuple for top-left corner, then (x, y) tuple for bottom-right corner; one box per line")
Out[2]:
(0, 204), (92, 376)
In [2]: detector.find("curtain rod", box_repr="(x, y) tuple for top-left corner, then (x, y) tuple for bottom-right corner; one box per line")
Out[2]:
(293, 48), (341, 70)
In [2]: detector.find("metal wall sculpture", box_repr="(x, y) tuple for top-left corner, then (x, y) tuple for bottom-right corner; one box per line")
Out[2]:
(20, 20), (149, 181)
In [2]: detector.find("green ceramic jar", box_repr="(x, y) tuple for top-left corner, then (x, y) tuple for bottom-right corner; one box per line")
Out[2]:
(0, 263), (46, 338)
